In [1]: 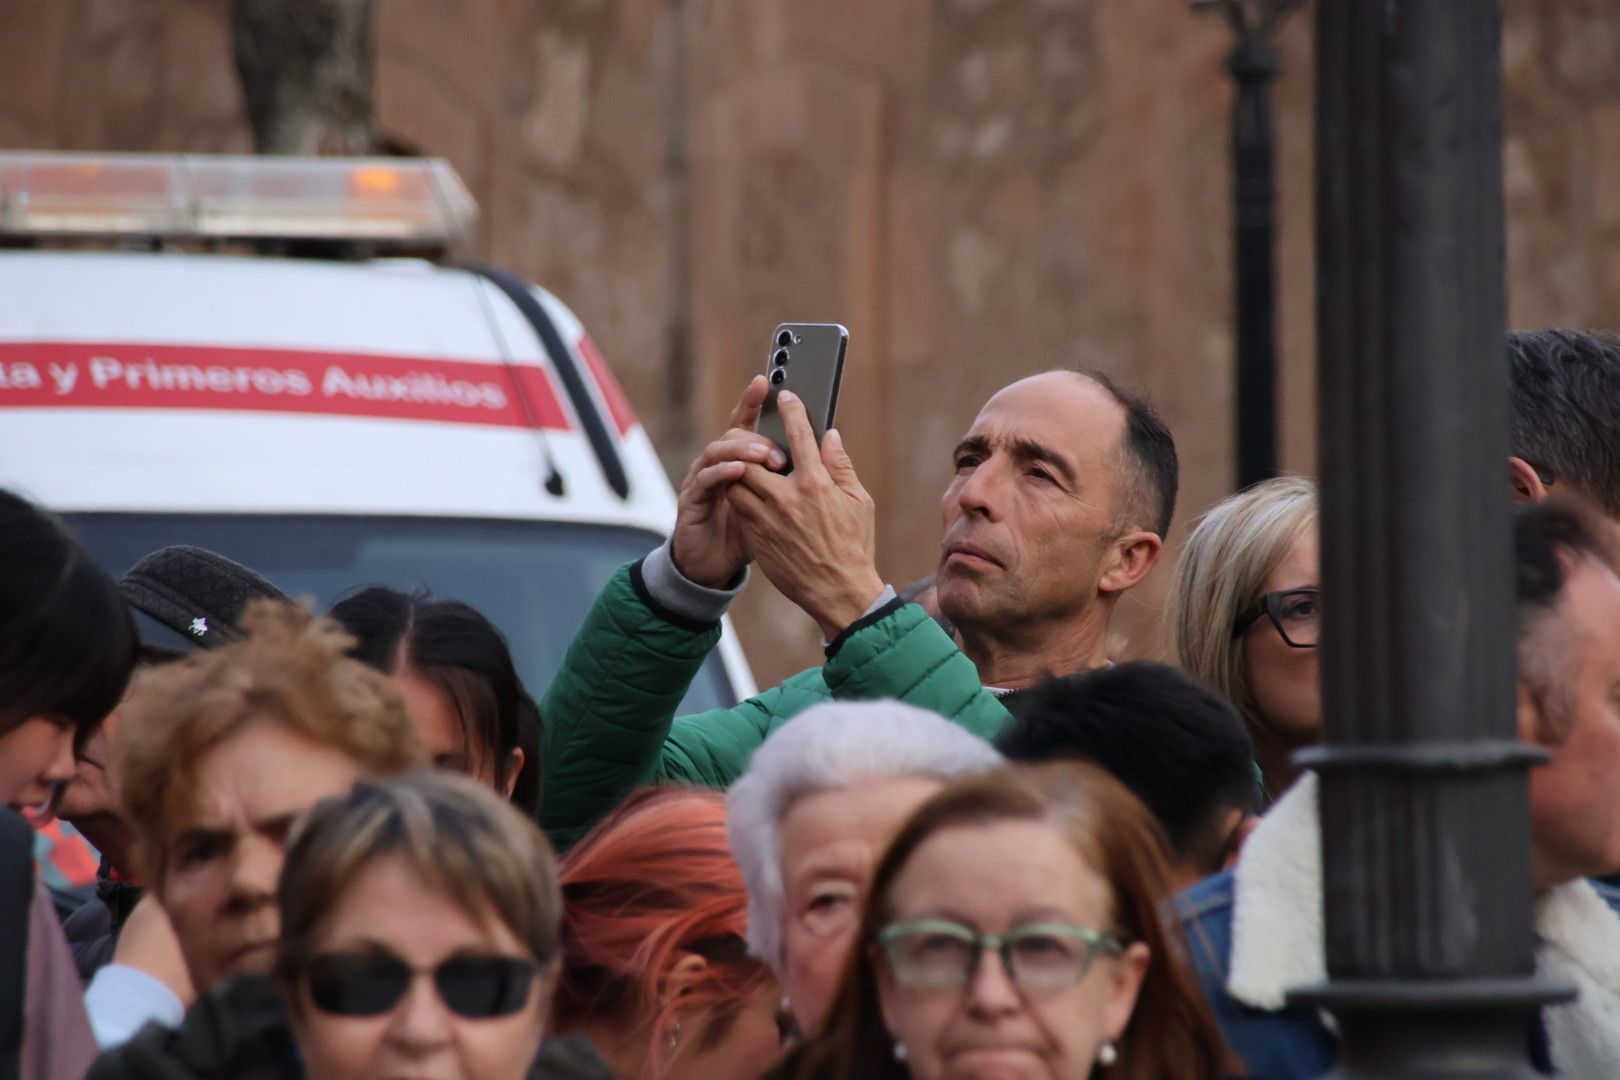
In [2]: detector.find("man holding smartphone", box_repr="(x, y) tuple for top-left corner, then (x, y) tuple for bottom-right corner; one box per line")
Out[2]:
(537, 368), (1177, 850)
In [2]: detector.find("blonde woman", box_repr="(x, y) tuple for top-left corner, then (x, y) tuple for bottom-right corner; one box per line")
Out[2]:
(1168, 476), (1318, 800)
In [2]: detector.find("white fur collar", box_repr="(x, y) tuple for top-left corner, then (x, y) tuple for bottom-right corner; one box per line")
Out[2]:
(1228, 772), (1326, 1008)
(1227, 772), (1620, 1073)
(1538, 877), (1620, 1074)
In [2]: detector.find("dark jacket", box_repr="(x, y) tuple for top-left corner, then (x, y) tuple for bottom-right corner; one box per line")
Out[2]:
(86, 975), (297, 1080)
(538, 559), (1014, 849)
(87, 972), (622, 1080)
(62, 862), (142, 983)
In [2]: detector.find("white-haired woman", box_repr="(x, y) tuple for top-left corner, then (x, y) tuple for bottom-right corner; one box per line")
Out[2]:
(725, 700), (1002, 1037)
(1167, 475), (1319, 801)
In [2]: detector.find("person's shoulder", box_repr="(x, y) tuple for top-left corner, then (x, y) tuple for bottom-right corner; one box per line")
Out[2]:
(87, 1018), (192, 1080)
(91, 974), (296, 1080)
(532, 1033), (619, 1079)
(1588, 877), (1620, 918)
(1169, 869), (1237, 980)
(1173, 868), (1237, 925)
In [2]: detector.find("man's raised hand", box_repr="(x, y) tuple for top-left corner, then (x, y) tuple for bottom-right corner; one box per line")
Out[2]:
(726, 390), (885, 640)
(670, 376), (787, 589)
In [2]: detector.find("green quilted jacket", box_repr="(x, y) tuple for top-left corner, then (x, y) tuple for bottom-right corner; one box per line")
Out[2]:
(537, 559), (1012, 849)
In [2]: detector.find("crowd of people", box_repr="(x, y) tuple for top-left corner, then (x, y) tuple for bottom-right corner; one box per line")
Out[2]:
(4, 328), (1620, 1079)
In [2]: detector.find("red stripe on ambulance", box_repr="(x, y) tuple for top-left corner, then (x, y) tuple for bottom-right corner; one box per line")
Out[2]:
(0, 342), (572, 430)
(576, 334), (637, 437)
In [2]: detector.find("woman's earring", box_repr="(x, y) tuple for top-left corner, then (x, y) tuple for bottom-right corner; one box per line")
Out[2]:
(667, 1019), (682, 1052)
(1097, 1040), (1118, 1067)
(893, 1039), (908, 1061)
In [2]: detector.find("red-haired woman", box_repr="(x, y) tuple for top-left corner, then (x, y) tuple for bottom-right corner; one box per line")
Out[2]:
(551, 787), (786, 1080)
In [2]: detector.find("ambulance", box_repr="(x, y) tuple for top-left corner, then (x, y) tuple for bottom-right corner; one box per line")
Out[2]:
(0, 151), (755, 711)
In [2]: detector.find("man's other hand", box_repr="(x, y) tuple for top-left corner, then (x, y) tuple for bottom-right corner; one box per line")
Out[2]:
(671, 376), (786, 589)
(727, 390), (885, 640)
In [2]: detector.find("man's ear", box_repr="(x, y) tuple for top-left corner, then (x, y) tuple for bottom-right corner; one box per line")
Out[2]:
(1099, 531), (1163, 596)
(1225, 814), (1259, 870)
(1509, 456), (1550, 503)
(499, 748), (525, 800)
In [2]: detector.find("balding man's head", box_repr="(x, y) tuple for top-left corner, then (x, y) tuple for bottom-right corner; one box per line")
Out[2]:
(936, 370), (1177, 662)
(981, 371), (1177, 538)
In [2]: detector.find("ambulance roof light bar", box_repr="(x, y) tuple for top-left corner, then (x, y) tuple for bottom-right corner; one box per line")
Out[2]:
(0, 152), (477, 257)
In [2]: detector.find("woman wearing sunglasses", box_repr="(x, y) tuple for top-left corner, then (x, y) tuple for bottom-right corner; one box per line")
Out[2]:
(275, 769), (583, 1080)
(1168, 476), (1320, 801)
(764, 763), (1233, 1079)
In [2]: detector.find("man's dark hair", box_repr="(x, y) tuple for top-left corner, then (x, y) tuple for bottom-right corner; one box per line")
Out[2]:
(1081, 370), (1179, 539)
(1509, 329), (1620, 518)
(0, 489), (135, 742)
(329, 587), (542, 816)
(997, 661), (1254, 875)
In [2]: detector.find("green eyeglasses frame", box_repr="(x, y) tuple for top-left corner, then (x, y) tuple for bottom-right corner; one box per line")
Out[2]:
(876, 918), (1125, 991)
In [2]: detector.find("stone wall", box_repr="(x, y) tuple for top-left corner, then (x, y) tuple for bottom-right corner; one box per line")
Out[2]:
(3, 0), (1617, 684)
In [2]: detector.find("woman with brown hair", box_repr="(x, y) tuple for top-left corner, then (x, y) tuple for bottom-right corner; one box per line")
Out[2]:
(275, 770), (565, 1080)
(766, 762), (1235, 1080)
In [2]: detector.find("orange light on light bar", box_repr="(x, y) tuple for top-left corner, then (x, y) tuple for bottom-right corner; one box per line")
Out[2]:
(0, 152), (476, 253)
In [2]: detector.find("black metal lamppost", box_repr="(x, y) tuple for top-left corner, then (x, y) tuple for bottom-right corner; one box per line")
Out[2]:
(1190, 0), (1303, 489)
(1296, 2), (1572, 1075)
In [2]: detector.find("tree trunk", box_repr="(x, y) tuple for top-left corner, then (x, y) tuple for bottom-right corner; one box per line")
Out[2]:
(230, 0), (377, 156)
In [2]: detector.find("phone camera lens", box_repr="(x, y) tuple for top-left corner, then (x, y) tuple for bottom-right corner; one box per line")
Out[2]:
(772, 349), (790, 367)
(776, 329), (794, 349)
(771, 368), (787, 386)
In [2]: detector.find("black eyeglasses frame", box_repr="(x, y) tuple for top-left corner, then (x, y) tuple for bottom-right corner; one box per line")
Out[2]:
(1232, 586), (1320, 649)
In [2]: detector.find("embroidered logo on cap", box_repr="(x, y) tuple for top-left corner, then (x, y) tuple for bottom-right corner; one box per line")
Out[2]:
(189, 617), (208, 638)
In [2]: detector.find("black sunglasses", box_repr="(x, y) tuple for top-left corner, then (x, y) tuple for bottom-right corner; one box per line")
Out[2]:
(306, 951), (540, 1019)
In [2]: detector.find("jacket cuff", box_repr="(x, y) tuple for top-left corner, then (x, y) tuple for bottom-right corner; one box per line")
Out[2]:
(85, 963), (186, 1048)
(824, 588), (903, 658)
(638, 539), (747, 626)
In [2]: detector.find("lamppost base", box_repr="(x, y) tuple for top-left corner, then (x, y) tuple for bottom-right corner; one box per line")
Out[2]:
(1290, 976), (1575, 1078)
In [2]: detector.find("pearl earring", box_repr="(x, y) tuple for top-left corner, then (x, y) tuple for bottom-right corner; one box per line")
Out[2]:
(1097, 1039), (1118, 1067)
(893, 1039), (908, 1061)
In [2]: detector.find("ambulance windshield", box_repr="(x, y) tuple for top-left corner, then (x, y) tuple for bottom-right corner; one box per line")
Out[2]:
(66, 514), (740, 714)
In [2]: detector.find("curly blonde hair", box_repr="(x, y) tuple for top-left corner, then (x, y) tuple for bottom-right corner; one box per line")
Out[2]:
(119, 599), (425, 883)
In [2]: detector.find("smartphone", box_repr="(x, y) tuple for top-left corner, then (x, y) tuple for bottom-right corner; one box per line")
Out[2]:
(757, 322), (848, 472)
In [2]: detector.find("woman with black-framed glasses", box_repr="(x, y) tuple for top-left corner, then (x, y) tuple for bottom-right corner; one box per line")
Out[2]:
(762, 763), (1236, 1080)
(1169, 476), (1321, 801)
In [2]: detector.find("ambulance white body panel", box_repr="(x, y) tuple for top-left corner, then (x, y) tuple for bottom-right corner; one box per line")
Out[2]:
(0, 155), (755, 710)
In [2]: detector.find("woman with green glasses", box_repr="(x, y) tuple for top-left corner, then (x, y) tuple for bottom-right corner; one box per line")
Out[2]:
(763, 763), (1234, 1080)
